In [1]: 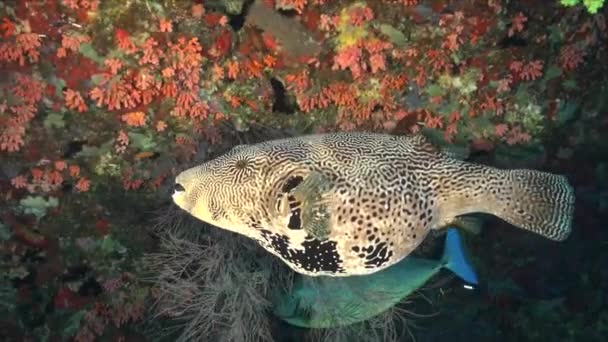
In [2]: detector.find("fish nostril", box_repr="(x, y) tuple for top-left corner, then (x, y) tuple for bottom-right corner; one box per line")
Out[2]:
(174, 183), (185, 192)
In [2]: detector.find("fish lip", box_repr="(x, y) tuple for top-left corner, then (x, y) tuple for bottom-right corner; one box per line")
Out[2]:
(171, 192), (192, 213)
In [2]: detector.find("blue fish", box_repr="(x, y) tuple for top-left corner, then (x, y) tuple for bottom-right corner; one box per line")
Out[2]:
(273, 228), (477, 328)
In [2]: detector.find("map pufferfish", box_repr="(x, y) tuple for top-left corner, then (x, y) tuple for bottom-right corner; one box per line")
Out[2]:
(172, 132), (575, 277)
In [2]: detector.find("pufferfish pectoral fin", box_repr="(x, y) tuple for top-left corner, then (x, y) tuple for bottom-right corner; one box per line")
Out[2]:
(290, 171), (333, 241)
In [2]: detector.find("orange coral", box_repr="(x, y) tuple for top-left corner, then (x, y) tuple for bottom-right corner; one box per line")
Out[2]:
(155, 120), (167, 132)
(262, 54), (277, 68)
(57, 33), (90, 58)
(332, 45), (363, 78)
(159, 18), (172, 33)
(495, 123), (509, 137)
(276, 0), (308, 14)
(369, 53), (386, 73)
(161, 67), (174, 78)
(45, 170), (64, 187)
(89, 87), (105, 107)
(191, 4), (205, 18)
(505, 126), (531, 145)
(211, 64), (224, 81)
(75, 177), (91, 192)
(519, 60), (543, 81)
(496, 76), (512, 93)
(69, 165), (80, 178)
(114, 28), (137, 54)
(226, 60), (239, 79)
(140, 37), (162, 66)
(123, 178), (143, 191)
(0, 17), (15, 38)
(11, 175), (28, 189)
(442, 33), (462, 51)
(392, 0), (419, 5)
(12, 74), (44, 105)
(115, 130), (129, 154)
(55, 160), (67, 171)
(285, 69), (310, 93)
(219, 15), (229, 26)
(104, 82), (140, 110)
(0, 101), (37, 152)
(166, 37), (202, 88)
(104, 58), (123, 75)
(324, 82), (357, 107)
(0, 124), (26, 152)
(508, 12), (527, 37)
(509, 60), (523, 74)
(559, 44), (586, 72)
(175, 91), (197, 113)
(121, 111), (146, 127)
(319, 14), (334, 31)
(134, 69), (156, 91)
(11, 104), (37, 124)
(244, 58), (264, 78)
(31, 168), (44, 181)
(64, 89), (88, 112)
(210, 29), (231, 58)
(160, 81), (177, 98)
(0, 32), (41, 66)
(225, 94), (242, 109)
(18, 166), (68, 193)
(62, 0), (99, 10)
(348, 4), (374, 26)
(189, 101), (211, 120)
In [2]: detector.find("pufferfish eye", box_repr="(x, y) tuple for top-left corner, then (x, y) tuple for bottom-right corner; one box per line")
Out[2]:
(174, 183), (185, 192)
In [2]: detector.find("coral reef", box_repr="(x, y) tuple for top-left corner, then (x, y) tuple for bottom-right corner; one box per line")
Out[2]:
(0, 0), (607, 341)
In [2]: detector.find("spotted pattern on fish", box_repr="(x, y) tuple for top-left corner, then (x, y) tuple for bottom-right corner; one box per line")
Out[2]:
(257, 229), (345, 274)
(172, 132), (575, 276)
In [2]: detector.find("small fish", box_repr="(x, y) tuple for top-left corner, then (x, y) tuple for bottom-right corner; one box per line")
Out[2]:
(172, 132), (574, 277)
(273, 228), (477, 328)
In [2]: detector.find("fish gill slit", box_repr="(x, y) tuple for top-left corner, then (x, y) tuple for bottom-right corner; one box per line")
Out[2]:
(279, 175), (305, 230)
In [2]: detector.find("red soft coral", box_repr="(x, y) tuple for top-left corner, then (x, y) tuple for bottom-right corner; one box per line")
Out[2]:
(64, 88), (88, 112)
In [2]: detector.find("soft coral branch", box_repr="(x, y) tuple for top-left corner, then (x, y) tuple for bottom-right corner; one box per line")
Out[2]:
(0, 32), (41, 66)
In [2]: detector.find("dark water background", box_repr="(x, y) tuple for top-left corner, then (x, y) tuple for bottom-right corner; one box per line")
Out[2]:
(1, 0), (607, 341)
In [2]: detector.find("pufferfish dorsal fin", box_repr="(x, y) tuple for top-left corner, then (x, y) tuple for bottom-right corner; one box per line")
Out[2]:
(440, 145), (470, 160)
(407, 132), (441, 155)
(289, 171), (333, 241)
(411, 129), (470, 160)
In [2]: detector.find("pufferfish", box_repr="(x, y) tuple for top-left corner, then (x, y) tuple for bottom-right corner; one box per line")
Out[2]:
(172, 132), (575, 277)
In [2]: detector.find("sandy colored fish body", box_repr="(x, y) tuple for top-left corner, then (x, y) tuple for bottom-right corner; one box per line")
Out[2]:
(173, 132), (574, 277)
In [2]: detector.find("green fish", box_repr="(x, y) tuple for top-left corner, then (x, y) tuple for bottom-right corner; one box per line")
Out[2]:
(172, 132), (574, 277)
(273, 228), (478, 328)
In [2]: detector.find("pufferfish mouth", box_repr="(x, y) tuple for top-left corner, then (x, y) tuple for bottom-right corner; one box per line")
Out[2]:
(172, 183), (191, 211)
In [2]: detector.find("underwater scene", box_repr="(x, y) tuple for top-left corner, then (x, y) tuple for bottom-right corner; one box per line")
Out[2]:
(1, 0), (607, 341)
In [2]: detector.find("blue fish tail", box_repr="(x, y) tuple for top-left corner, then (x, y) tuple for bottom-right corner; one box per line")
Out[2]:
(441, 228), (478, 285)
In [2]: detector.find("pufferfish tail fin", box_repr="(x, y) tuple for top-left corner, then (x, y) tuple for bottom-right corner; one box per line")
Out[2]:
(492, 169), (575, 242)
(441, 228), (478, 285)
